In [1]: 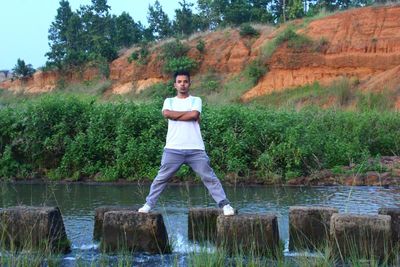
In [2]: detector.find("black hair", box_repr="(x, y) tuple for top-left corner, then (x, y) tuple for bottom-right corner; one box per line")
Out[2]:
(173, 70), (191, 81)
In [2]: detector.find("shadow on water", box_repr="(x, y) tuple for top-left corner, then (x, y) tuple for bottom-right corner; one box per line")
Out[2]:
(1, 182), (399, 266)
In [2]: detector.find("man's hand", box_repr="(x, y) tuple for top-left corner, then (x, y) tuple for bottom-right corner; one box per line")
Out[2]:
(163, 110), (200, 121)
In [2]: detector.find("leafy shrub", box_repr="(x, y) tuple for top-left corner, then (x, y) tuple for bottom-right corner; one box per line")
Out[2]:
(128, 51), (139, 62)
(239, 23), (260, 37)
(128, 44), (150, 65)
(163, 56), (198, 74)
(244, 60), (267, 84)
(196, 39), (206, 53)
(1, 96), (400, 183)
(160, 39), (190, 60)
(275, 27), (299, 46)
(287, 33), (313, 52)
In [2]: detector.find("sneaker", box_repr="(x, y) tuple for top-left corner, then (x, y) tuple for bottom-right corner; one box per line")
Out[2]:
(138, 203), (151, 213)
(223, 204), (235, 216)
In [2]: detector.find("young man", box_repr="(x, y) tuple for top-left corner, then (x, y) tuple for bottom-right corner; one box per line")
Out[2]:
(138, 70), (234, 216)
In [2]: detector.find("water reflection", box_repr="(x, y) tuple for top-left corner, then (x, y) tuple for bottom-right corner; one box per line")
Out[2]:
(1, 183), (399, 265)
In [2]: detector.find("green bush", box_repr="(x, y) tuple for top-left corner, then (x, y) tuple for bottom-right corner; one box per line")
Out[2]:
(160, 39), (190, 60)
(163, 56), (198, 74)
(128, 51), (139, 62)
(128, 44), (150, 65)
(1, 96), (399, 183)
(196, 39), (206, 53)
(239, 23), (260, 37)
(287, 33), (313, 52)
(244, 60), (267, 84)
(274, 27), (313, 52)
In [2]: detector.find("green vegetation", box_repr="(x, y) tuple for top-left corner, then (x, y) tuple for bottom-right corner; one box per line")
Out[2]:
(239, 23), (260, 37)
(0, 95), (399, 183)
(159, 39), (198, 74)
(12, 59), (35, 79)
(44, 0), (383, 73)
(251, 78), (399, 112)
(196, 39), (206, 53)
(186, 241), (399, 267)
(128, 43), (150, 65)
(164, 56), (198, 74)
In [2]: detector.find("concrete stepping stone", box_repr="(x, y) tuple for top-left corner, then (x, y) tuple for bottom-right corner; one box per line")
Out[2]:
(0, 206), (70, 253)
(379, 207), (400, 245)
(330, 213), (392, 262)
(101, 210), (170, 254)
(93, 205), (140, 241)
(188, 207), (222, 242)
(289, 206), (338, 251)
(216, 213), (280, 257)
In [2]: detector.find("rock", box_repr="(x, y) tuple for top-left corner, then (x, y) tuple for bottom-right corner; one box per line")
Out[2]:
(392, 169), (400, 177)
(378, 208), (400, 245)
(0, 206), (70, 253)
(102, 210), (170, 254)
(343, 175), (364, 186)
(93, 205), (140, 241)
(365, 171), (380, 185)
(330, 213), (392, 262)
(289, 206), (338, 251)
(188, 207), (222, 242)
(216, 214), (280, 257)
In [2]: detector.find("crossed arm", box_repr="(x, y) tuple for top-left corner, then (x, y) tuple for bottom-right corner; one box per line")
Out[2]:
(163, 109), (200, 121)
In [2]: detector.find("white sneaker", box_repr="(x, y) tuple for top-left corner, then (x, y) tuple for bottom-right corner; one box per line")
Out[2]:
(138, 203), (151, 213)
(223, 204), (235, 216)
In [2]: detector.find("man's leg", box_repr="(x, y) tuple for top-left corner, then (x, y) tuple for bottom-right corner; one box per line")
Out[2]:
(144, 149), (183, 208)
(186, 150), (230, 208)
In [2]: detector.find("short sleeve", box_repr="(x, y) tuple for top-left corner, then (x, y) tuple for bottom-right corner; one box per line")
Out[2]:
(162, 98), (172, 112)
(192, 97), (202, 113)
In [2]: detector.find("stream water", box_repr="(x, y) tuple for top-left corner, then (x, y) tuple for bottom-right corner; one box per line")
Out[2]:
(1, 183), (399, 266)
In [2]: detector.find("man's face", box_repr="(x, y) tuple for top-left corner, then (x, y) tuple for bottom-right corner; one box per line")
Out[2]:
(174, 75), (190, 96)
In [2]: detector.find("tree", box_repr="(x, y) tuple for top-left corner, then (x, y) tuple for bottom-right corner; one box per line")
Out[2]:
(79, 0), (117, 62)
(287, 0), (305, 19)
(147, 0), (172, 39)
(12, 59), (35, 79)
(114, 12), (143, 48)
(46, 0), (75, 68)
(224, 0), (252, 25)
(249, 0), (274, 23)
(173, 0), (196, 36)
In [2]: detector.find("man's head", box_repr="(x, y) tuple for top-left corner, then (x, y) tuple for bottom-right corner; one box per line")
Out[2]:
(173, 70), (191, 83)
(173, 70), (191, 98)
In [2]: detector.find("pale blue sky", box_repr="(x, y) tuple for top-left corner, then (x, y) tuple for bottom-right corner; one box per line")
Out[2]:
(0, 0), (196, 70)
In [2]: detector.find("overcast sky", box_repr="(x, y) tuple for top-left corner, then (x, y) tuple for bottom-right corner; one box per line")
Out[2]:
(0, 0), (196, 70)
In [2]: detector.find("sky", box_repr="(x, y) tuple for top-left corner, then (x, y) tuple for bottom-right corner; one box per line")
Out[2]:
(0, 0), (196, 70)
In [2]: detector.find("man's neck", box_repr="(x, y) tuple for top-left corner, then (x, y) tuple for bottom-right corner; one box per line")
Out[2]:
(176, 94), (190, 99)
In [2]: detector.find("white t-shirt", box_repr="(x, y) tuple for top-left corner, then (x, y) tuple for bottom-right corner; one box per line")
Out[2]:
(162, 96), (205, 150)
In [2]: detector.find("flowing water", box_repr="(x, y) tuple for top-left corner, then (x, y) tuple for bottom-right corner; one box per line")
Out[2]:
(1, 182), (399, 266)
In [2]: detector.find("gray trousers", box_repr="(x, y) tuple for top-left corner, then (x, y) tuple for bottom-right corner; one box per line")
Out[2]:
(145, 148), (230, 208)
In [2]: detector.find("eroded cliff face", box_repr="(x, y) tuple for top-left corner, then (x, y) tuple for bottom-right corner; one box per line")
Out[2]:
(242, 5), (400, 102)
(2, 5), (400, 105)
(108, 27), (274, 94)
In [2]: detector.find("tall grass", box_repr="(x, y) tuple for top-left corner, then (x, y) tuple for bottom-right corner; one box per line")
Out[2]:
(250, 78), (399, 112)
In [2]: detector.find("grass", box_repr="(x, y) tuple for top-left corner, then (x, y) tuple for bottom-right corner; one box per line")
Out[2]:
(186, 235), (399, 267)
(249, 77), (399, 112)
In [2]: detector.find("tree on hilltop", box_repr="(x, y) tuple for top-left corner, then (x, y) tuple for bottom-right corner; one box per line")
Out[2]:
(173, 0), (198, 36)
(147, 0), (173, 39)
(12, 59), (35, 79)
(46, 0), (78, 69)
(114, 12), (144, 48)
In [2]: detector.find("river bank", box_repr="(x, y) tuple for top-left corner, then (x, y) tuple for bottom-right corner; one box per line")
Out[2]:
(4, 156), (400, 187)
